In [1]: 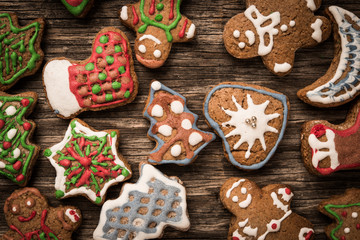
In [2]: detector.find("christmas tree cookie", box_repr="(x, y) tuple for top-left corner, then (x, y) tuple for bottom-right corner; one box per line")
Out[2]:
(119, 0), (196, 68)
(43, 27), (138, 119)
(0, 13), (44, 90)
(61, 0), (94, 18)
(0, 92), (40, 186)
(44, 118), (132, 205)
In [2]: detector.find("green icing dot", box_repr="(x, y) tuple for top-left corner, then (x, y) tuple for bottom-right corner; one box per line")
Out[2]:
(95, 197), (102, 204)
(99, 35), (109, 44)
(155, 14), (163, 22)
(98, 72), (107, 81)
(92, 84), (102, 94)
(112, 81), (122, 90)
(114, 45), (122, 53)
(55, 190), (65, 199)
(106, 56), (115, 65)
(118, 66), (126, 74)
(105, 94), (113, 101)
(96, 46), (103, 54)
(85, 63), (95, 71)
(44, 149), (52, 157)
(156, 3), (164, 11)
(124, 90), (131, 98)
(121, 168), (130, 177)
(111, 131), (117, 138)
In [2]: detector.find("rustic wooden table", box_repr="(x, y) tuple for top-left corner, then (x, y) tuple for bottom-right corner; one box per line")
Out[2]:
(1, 0), (359, 239)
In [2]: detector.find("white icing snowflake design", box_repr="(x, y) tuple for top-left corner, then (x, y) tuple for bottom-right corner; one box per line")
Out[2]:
(222, 94), (280, 159)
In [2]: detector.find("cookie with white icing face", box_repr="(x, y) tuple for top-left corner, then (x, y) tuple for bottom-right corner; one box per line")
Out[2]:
(319, 188), (360, 240)
(301, 99), (360, 176)
(298, 6), (360, 107)
(204, 82), (289, 170)
(220, 178), (314, 240)
(119, 0), (196, 68)
(61, 0), (94, 18)
(223, 0), (331, 76)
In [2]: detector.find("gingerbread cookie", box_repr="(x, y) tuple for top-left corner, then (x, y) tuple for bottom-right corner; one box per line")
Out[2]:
(0, 92), (40, 186)
(2, 187), (81, 240)
(43, 27), (138, 119)
(223, 0), (331, 76)
(144, 81), (215, 166)
(204, 82), (289, 170)
(319, 189), (360, 240)
(0, 13), (44, 90)
(298, 6), (360, 107)
(44, 118), (132, 205)
(119, 0), (196, 68)
(93, 162), (190, 240)
(301, 99), (360, 176)
(221, 178), (314, 240)
(61, 0), (94, 18)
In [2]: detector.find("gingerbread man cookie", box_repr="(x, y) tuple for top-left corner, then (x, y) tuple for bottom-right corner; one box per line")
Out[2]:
(61, 0), (94, 18)
(220, 178), (314, 240)
(2, 187), (81, 240)
(119, 0), (196, 68)
(223, 0), (331, 76)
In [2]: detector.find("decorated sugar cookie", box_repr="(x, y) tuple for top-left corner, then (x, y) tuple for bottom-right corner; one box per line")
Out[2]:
(43, 27), (138, 119)
(2, 187), (81, 240)
(220, 178), (314, 240)
(119, 0), (196, 68)
(301, 99), (360, 176)
(61, 0), (94, 18)
(319, 189), (360, 240)
(0, 92), (40, 186)
(144, 81), (215, 166)
(0, 13), (44, 90)
(223, 0), (331, 76)
(93, 162), (190, 240)
(298, 6), (360, 107)
(44, 118), (132, 205)
(204, 82), (289, 170)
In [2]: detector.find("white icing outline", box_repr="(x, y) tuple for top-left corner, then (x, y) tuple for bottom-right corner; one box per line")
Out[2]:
(299, 227), (314, 240)
(278, 188), (294, 202)
(186, 24), (196, 39)
(120, 6), (128, 20)
(274, 62), (292, 73)
(65, 208), (80, 223)
(305, 0), (317, 11)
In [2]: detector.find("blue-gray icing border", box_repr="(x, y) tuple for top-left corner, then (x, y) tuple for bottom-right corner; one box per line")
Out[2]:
(144, 81), (216, 165)
(204, 84), (288, 170)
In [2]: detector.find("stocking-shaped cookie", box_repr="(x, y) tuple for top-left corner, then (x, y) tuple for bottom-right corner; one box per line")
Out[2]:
(220, 178), (314, 240)
(301, 99), (360, 176)
(223, 0), (331, 76)
(61, 0), (94, 17)
(2, 188), (81, 240)
(43, 27), (138, 119)
(0, 13), (44, 90)
(119, 0), (196, 68)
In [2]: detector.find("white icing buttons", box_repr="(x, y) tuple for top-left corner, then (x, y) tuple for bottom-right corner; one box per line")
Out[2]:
(289, 20), (296, 27)
(0, 161), (5, 169)
(233, 30), (240, 38)
(138, 44), (146, 53)
(344, 227), (350, 234)
(151, 104), (163, 117)
(171, 144), (182, 157)
(5, 106), (17, 116)
(280, 24), (288, 32)
(158, 125), (173, 137)
(7, 129), (17, 140)
(170, 101), (184, 114)
(189, 132), (203, 146)
(12, 148), (21, 158)
(181, 119), (192, 130)
(151, 81), (161, 91)
(352, 212), (358, 218)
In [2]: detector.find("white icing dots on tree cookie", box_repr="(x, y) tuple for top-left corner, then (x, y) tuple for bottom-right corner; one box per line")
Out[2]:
(151, 81), (162, 91)
(171, 144), (182, 157)
(158, 125), (173, 137)
(181, 119), (192, 130)
(188, 132), (203, 146)
(151, 104), (164, 117)
(171, 101), (184, 114)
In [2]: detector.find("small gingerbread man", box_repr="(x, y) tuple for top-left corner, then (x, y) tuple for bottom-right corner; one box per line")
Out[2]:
(223, 0), (331, 76)
(119, 0), (196, 68)
(2, 188), (81, 240)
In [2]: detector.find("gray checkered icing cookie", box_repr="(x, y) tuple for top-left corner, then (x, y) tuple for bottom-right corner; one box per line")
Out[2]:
(93, 163), (190, 240)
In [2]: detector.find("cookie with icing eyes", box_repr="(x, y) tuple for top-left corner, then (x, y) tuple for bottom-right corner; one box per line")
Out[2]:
(220, 178), (314, 240)
(61, 0), (94, 18)
(223, 0), (331, 76)
(2, 187), (82, 240)
(119, 0), (196, 68)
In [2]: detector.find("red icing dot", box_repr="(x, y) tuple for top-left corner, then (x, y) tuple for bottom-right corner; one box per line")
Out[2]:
(70, 210), (76, 215)
(3, 142), (11, 150)
(340, 236), (346, 240)
(312, 125), (326, 138)
(13, 161), (22, 171)
(356, 224), (360, 229)
(21, 99), (30, 107)
(23, 122), (31, 131)
(60, 160), (71, 168)
(74, 215), (80, 221)
(285, 188), (291, 195)
(16, 174), (24, 182)
(0, 119), (5, 129)
(342, 211), (348, 217)
(232, 237), (240, 240)
(271, 223), (277, 230)
(66, 0), (83, 7)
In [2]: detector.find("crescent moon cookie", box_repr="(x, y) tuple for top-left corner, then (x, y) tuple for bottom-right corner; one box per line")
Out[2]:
(93, 162), (190, 240)
(220, 178), (314, 240)
(43, 118), (132, 205)
(223, 0), (331, 76)
(0, 92), (40, 186)
(204, 82), (289, 170)
(61, 0), (94, 18)
(119, 0), (196, 68)
(2, 187), (82, 240)
(301, 99), (360, 176)
(43, 27), (138, 119)
(298, 6), (360, 108)
(144, 81), (216, 166)
(319, 189), (360, 240)
(0, 13), (44, 91)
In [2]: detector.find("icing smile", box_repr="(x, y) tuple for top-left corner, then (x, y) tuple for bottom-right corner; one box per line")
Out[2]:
(18, 210), (36, 222)
(136, 54), (165, 69)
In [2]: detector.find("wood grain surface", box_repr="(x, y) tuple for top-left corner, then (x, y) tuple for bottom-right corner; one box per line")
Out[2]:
(0, 0), (359, 239)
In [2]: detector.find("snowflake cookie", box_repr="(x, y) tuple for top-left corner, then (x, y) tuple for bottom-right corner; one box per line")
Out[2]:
(223, 0), (331, 76)
(0, 92), (40, 186)
(93, 162), (190, 240)
(44, 118), (132, 205)
(204, 82), (289, 170)
(61, 0), (94, 18)
(221, 178), (314, 240)
(144, 80), (215, 166)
